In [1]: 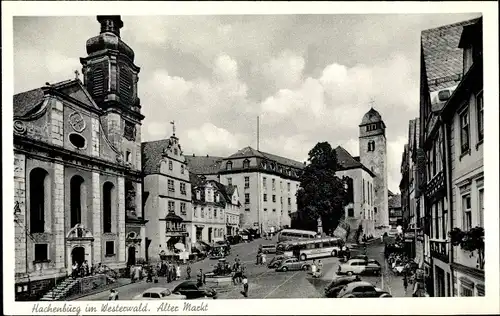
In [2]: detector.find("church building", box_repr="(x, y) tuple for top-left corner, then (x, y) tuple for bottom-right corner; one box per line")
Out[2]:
(13, 16), (147, 300)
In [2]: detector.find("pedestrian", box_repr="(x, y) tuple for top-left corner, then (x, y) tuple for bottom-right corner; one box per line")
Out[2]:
(403, 276), (408, 294)
(72, 262), (78, 279)
(186, 265), (191, 279)
(311, 260), (317, 278)
(261, 253), (267, 265)
(197, 269), (203, 287)
(241, 275), (249, 297)
(317, 260), (323, 276)
(166, 263), (172, 283)
(176, 264), (181, 280)
(256, 252), (261, 265)
(108, 289), (119, 300)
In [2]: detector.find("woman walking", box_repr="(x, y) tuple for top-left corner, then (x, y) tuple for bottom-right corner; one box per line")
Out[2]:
(176, 264), (181, 280)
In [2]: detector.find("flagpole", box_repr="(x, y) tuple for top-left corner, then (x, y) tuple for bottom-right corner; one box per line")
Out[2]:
(257, 116), (260, 151)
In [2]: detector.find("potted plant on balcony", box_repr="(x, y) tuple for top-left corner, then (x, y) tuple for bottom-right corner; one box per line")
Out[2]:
(448, 226), (484, 269)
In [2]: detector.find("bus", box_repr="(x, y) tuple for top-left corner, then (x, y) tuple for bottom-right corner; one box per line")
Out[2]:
(277, 229), (318, 243)
(277, 237), (344, 261)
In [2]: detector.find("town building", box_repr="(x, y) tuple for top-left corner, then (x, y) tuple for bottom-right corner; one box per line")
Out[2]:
(359, 108), (390, 232)
(418, 16), (481, 297)
(399, 144), (410, 229)
(388, 194), (403, 228)
(440, 17), (484, 297)
(334, 147), (376, 239)
(190, 174), (241, 244)
(13, 16), (146, 300)
(142, 131), (192, 262)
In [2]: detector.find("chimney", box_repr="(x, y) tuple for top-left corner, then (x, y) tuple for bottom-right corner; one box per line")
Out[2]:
(192, 153), (195, 157)
(206, 154), (209, 157)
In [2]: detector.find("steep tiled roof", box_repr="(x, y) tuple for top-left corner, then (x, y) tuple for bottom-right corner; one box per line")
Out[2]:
(421, 17), (480, 93)
(141, 139), (172, 174)
(226, 146), (305, 169)
(226, 185), (237, 196)
(334, 146), (375, 177)
(185, 155), (224, 175)
(13, 88), (46, 117)
(388, 194), (402, 209)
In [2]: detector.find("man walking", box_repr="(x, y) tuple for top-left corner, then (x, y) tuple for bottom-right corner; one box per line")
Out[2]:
(403, 275), (408, 294)
(186, 265), (191, 279)
(241, 275), (249, 298)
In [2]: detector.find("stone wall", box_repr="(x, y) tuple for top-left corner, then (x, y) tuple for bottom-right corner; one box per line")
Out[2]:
(50, 100), (64, 147)
(91, 117), (100, 157)
(14, 153), (27, 274)
(53, 163), (65, 269)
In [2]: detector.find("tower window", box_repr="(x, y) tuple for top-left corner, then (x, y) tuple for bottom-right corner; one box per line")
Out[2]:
(367, 140), (376, 152)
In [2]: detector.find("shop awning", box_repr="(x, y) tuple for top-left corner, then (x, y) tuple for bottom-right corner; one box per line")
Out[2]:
(165, 212), (183, 222)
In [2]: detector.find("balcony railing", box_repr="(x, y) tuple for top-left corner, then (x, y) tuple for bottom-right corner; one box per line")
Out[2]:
(425, 170), (445, 199)
(430, 239), (449, 263)
(165, 226), (187, 236)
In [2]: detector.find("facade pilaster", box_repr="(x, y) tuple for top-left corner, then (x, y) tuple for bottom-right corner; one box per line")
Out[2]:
(14, 153), (27, 274)
(117, 176), (126, 262)
(53, 163), (65, 269)
(92, 172), (101, 264)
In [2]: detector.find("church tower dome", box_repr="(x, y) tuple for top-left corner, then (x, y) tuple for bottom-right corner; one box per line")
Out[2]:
(80, 15), (142, 116)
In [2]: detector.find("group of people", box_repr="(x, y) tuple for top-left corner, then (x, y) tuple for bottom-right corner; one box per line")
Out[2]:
(256, 251), (267, 265)
(71, 261), (105, 279)
(154, 261), (183, 282)
(231, 256), (245, 285)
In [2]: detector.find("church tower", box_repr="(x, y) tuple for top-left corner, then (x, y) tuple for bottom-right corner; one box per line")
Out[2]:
(359, 107), (389, 229)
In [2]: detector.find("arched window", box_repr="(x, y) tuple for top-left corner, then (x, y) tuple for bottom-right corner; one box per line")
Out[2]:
(70, 175), (85, 228)
(103, 182), (114, 233)
(30, 168), (50, 233)
(226, 161), (232, 170)
(243, 159), (250, 169)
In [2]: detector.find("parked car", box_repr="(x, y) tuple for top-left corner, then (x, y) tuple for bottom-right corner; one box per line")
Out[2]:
(227, 235), (242, 245)
(275, 258), (310, 272)
(133, 287), (186, 300)
(337, 258), (382, 276)
(336, 281), (392, 298)
(350, 255), (369, 261)
(324, 275), (361, 298)
(172, 281), (218, 300)
(267, 255), (294, 269)
(259, 244), (277, 254)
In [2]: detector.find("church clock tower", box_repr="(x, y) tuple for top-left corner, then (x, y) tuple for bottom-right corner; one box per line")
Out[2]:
(359, 107), (389, 230)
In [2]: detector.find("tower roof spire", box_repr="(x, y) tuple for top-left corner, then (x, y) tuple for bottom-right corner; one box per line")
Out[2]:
(97, 15), (124, 38)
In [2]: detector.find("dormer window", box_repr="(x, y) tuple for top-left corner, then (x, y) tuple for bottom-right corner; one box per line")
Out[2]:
(174, 148), (178, 155)
(216, 194), (220, 202)
(226, 161), (232, 170)
(181, 164), (185, 174)
(243, 159), (250, 169)
(463, 44), (474, 74)
(168, 160), (173, 171)
(196, 191), (201, 200)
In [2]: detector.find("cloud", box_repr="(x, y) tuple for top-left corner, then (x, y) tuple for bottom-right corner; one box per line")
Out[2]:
(262, 50), (305, 90)
(184, 122), (244, 156)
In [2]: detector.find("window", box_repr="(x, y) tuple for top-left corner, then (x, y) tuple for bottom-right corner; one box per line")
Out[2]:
(208, 208), (213, 219)
(196, 191), (201, 200)
(70, 175), (84, 228)
(462, 194), (472, 230)
(226, 161), (232, 170)
(477, 92), (484, 142)
(126, 150), (131, 162)
(216, 193), (220, 202)
(244, 177), (250, 189)
(243, 159), (250, 168)
(478, 189), (484, 227)
(287, 182), (291, 192)
(201, 207), (205, 218)
(227, 177), (232, 186)
(272, 195), (276, 203)
(263, 194), (267, 202)
(193, 207), (197, 218)
(245, 193), (250, 204)
(263, 177), (267, 189)
(168, 179), (175, 192)
(362, 179), (365, 203)
(460, 283), (474, 297)
(245, 208), (250, 212)
(280, 197), (283, 204)
(30, 168), (49, 233)
(180, 202), (186, 215)
(181, 164), (184, 174)
(288, 197), (291, 205)
(460, 109), (470, 154)
(463, 45), (474, 74)
(168, 160), (173, 170)
(264, 208), (267, 212)
(105, 241), (115, 256)
(348, 208), (354, 217)
(180, 182), (186, 195)
(103, 182), (114, 233)
(272, 179), (276, 191)
(374, 207), (377, 214)
(367, 141), (375, 152)
(213, 209), (217, 218)
(168, 201), (175, 213)
(272, 208), (276, 212)
(34, 244), (48, 262)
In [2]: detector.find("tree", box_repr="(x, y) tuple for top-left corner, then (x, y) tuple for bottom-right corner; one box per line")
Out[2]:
(296, 142), (348, 234)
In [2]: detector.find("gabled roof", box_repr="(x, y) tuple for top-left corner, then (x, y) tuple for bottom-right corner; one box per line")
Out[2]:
(335, 146), (376, 178)
(388, 194), (402, 209)
(226, 146), (304, 169)
(226, 185), (237, 196)
(142, 139), (177, 175)
(421, 17), (480, 93)
(184, 155), (224, 175)
(13, 88), (46, 117)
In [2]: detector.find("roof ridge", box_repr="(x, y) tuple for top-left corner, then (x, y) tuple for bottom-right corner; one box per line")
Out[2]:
(421, 17), (481, 34)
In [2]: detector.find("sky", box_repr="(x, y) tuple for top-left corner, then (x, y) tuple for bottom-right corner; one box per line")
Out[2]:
(13, 13), (481, 193)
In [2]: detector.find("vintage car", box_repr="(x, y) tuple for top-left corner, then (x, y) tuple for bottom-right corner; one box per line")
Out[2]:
(172, 281), (218, 300)
(259, 244), (277, 254)
(324, 275), (361, 298)
(275, 257), (310, 272)
(267, 255), (294, 269)
(133, 287), (186, 300)
(336, 281), (392, 298)
(337, 259), (382, 276)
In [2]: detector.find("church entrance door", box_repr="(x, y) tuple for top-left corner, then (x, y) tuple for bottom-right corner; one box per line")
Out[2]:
(72, 247), (85, 266)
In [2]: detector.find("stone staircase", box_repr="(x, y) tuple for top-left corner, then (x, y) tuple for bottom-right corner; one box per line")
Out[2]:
(40, 277), (79, 301)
